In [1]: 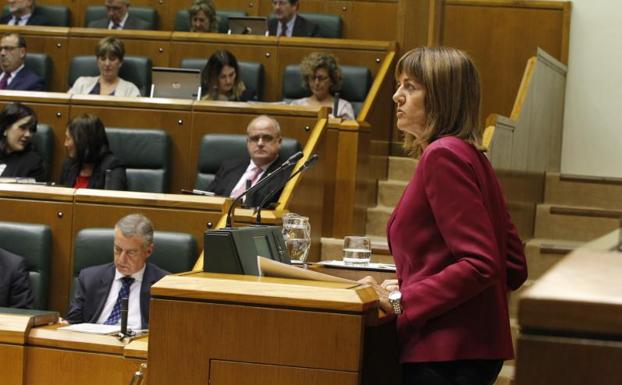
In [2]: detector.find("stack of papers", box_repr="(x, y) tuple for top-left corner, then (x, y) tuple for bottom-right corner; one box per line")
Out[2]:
(59, 323), (120, 335)
(316, 260), (396, 271)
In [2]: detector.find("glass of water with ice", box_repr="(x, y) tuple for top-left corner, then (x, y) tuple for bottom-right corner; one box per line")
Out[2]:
(281, 213), (311, 263)
(343, 236), (372, 265)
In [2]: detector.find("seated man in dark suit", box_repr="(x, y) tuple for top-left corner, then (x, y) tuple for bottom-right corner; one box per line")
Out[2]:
(268, 0), (319, 37)
(0, 33), (44, 91)
(0, 247), (34, 308)
(88, 0), (150, 30)
(0, 0), (51, 26)
(207, 115), (293, 208)
(66, 214), (168, 330)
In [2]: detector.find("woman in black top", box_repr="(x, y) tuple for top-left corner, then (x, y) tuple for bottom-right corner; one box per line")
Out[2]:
(60, 113), (127, 190)
(201, 49), (255, 101)
(0, 103), (45, 181)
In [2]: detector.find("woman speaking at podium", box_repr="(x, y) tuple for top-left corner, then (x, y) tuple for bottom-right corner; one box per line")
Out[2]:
(362, 47), (528, 385)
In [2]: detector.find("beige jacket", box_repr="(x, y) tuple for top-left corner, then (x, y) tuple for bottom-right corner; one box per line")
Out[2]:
(68, 76), (141, 97)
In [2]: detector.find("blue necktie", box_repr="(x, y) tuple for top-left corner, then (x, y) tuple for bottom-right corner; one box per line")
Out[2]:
(104, 276), (134, 325)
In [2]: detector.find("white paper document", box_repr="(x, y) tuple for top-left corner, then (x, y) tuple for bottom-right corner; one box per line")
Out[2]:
(59, 323), (120, 335)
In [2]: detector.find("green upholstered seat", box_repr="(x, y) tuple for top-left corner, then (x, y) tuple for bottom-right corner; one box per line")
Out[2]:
(30, 124), (54, 182)
(1, 5), (70, 26)
(180, 58), (264, 100)
(299, 12), (342, 38)
(105, 128), (171, 193)
(194, 134), (301, 191)
(0, 221), (52, 310)
(68, 55), (153, 96)
(24, 53), (53, 90)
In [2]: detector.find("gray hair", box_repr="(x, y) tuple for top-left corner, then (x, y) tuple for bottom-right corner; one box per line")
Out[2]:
(247, 115), (281, 136)
(115, 213), (154, 246)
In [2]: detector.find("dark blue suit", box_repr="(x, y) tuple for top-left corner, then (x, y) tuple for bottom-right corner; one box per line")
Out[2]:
(0, 7), (52, 26)
(4, 67), (45, 91)
(0, 248), (34, 309)
(65, 262), (168, 329)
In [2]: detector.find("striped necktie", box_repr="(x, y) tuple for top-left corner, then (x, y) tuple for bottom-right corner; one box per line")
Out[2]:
(104, 276), (135, 325)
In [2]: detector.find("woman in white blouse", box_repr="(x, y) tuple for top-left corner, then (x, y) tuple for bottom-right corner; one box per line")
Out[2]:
(290, 52), (355, 120)
(68, 37), (140, 97)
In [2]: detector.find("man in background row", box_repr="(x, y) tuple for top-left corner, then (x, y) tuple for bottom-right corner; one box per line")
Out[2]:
(207, 115), (292, 208)
(268, 0), (319, 38)
(0, 0), (51, 26)
(88, 0), (150, 30)
(0, 33), (45, 91)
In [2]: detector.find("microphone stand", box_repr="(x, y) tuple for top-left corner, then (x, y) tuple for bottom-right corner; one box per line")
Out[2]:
(255, 154), (319, 224)
(226, 151), (303, 228)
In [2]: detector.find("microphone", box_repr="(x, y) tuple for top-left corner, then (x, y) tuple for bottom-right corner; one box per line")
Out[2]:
(120, 297), (129, 336)
(225, 151), (303, 228)
(255, 154), (319, 224)
(333, 91), (340, 118)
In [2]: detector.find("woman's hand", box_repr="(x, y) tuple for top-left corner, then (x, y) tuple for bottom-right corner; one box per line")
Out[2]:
(359, 275), (394, 315)
(381, 279), (399, 292)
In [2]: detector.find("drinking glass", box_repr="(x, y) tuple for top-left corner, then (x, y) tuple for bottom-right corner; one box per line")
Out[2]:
(343, 236), (372, 265)
(281, 213), (311, 263)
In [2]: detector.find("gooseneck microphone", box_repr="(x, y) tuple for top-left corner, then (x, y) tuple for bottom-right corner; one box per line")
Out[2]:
(225, 151), (303, 228)
(255, 154), (319, 224)
(120, 297), (129, 336)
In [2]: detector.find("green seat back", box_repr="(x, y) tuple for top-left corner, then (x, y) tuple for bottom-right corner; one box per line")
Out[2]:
(24, 53), (53, 91)
(105, 128), (171, 193)
(30, 124), (54, 182)
(69, 55), (153, 96)
(84, 5), (158, 29)
(0, 221), (52, 310)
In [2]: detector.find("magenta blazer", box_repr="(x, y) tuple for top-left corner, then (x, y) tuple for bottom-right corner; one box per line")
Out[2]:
(387, 136), (527, 363)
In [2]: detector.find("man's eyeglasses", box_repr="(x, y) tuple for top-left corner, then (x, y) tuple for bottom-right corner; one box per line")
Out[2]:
(308, 75), (329, 82)
(248, 134), (276, 143)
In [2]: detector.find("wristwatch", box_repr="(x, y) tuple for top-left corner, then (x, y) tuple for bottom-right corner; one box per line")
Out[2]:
(388, 290), (402, 315)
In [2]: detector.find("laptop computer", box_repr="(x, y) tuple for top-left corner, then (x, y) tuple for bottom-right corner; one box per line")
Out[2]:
(150, 67), (202, 100)
(227, 16), (268, 36)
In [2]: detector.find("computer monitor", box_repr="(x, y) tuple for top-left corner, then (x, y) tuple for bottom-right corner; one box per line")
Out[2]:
(227, 16), (268, 36)
(150, 67), (201, 100)
(203, 226), (290, 276)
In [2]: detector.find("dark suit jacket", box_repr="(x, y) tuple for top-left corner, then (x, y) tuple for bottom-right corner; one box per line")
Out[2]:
(0, 7), (52, 26)
(59, 152), (127, 190)
(268, 15), (319, 37)
(207, 155), (293, 208)
(88, 15), (150, 30)
(66, 262), (168, 329)
(5, 67), (45, 91)
(0, 248), (34, 309)
(387, 136), (527, 363)
(0, 148), (46, 181)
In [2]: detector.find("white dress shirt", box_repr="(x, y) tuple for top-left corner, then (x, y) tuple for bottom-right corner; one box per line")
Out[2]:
(96, 264), (145, 330)
(9, 13), (31, 26)
(276, 15), (296, 37)
(107, 13), (129, 29)
(229, 160), (270, 199)
(0, 64), (25, 87)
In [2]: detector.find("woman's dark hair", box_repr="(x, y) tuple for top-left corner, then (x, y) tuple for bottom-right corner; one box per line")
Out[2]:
(66, 113), (111, 165)
(200, 49), (246, 100)
(96, 36), (125, 61)
(0, 102), (37, 156)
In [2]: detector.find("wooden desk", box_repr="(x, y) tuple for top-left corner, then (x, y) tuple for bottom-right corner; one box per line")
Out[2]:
(148, 272), (387, 385)
(515, 229), (622, 385)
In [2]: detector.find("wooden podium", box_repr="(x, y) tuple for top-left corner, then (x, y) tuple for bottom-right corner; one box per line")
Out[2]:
(148, 272), (397, 385)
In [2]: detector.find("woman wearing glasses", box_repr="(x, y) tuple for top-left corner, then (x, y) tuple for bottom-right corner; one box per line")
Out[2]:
(0, 102), (45, 181)
(290, 52), (355, 120)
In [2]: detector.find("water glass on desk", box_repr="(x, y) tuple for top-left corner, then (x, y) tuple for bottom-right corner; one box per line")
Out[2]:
(282, 213), (311, 263)
(343, 236), (372, 265)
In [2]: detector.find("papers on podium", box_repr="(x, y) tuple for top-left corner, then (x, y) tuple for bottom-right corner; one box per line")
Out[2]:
(258, 256), (357, 284)
(59, 323), (121, 335)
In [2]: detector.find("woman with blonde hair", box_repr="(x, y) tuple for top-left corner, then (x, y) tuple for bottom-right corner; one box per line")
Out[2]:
(362, 47), (528, 385)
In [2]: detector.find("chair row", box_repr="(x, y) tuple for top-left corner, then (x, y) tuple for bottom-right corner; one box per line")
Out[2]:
(26, 53), (372, 117)
(32, 125), (302, 195)
(2, 6), (342, 38)
(0, 220), (198, 310)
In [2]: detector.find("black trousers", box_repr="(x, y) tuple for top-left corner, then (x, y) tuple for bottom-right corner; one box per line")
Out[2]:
(402, 359), (503, 385)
